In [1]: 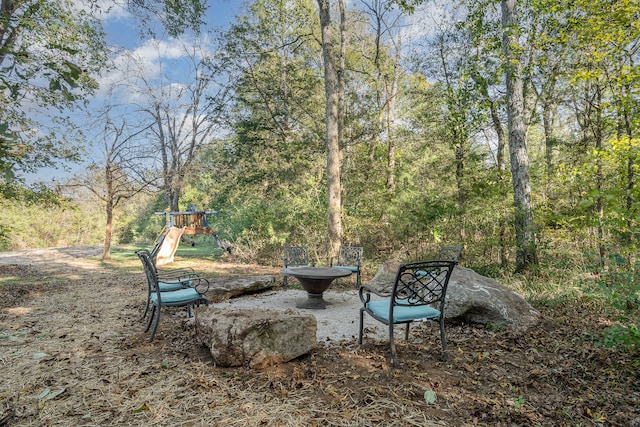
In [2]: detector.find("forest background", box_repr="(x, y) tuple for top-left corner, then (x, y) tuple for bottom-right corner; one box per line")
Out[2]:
(0, 0), (638, 351)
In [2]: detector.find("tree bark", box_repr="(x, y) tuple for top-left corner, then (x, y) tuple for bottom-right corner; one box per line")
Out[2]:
(317, 0), (344, 259)
(103, 202), (113, 261)
(501, 0), (537, 272)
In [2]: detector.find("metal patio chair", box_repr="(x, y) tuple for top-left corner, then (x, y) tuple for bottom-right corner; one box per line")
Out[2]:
(436, 245), (463, 263)
(283, 246), (314, 288)
(136, 250), (209, 341)
(135, 249), (200, 320)
(330, 246), (363, 288)
(358, 260), (456, 367)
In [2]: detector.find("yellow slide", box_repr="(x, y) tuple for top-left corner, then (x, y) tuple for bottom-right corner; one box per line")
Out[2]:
(155, 226), (185, 266)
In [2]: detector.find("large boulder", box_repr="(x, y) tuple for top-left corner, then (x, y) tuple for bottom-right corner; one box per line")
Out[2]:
(195, 307), (317, 368)
(367, 260), (539, 331)
(206, 275), (275, 303)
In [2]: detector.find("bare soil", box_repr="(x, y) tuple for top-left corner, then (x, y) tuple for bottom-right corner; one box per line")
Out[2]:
(0, 248), (638, 426)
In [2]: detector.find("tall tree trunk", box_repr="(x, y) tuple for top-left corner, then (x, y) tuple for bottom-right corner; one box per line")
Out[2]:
(385, 93), (397, 192)
(103, 202), (113, 261)
(102, 160), (114, 261)
(385, 48), (400, 192)
(593, 84), (605, 267)
(338, 0), (346, 150)
(486, 95), (509, 267)
(317, 0), (343, 259)
(501, 0), (537, 272)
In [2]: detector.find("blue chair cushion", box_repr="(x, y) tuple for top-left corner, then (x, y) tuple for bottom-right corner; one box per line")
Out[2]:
(331, 265), (359, 272)
(151, 288), (202, 305)
(366, 300), (440, 323)
(158, 280), (190, 291)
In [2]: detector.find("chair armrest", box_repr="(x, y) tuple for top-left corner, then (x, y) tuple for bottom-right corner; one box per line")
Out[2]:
(158, 267), (196, 275)
(358, 284), (392, 304)
(192, 277), (210, 294)
(157, 269), (199, 280)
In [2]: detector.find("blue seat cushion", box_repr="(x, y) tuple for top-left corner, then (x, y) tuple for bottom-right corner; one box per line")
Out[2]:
(331, 265), (359, 272)
(366, 300), (440, 323)
(151, 288), (202, 305)
(158, 280), (190, 291)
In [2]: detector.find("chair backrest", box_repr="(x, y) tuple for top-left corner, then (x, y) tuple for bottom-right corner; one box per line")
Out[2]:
(336, 246), (363, 267)
(391, 260), (456, 311)
(436, 246), (463, 263)
(283, 246), (310, 268)
(136, 249), (158, 274)
(136, 250), (160, 292)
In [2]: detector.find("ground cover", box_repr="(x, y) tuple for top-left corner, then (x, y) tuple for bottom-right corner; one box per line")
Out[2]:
(0, 248), (638, 426)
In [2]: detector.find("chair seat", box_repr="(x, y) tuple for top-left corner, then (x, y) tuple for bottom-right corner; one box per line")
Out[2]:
(366, 300), (440, 323)
(151, 288), (202, 305)
(331, 265), (359, 272)
(158, 280), (191, 292)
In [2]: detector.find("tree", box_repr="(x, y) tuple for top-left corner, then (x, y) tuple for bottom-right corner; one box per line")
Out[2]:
(125, 0), (208, 37)
(68, 102), (154, 260)
(501, 0), (537, 272)
(359, 0), (405, 193)
(558, 0), (640, 259)
(0, 0), (106, 202)
(317, 0), (344, 258)
(128, 38), (228, 211)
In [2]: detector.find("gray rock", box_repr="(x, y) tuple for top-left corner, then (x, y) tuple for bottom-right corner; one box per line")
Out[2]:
(206, 275), (275, 303)
(367, 260), (540, 331)
(447, 267), (540, 331)
(195, 307), (317, 368)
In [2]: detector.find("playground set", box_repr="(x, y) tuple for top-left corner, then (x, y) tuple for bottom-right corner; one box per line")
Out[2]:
(151, 209), (231, 266)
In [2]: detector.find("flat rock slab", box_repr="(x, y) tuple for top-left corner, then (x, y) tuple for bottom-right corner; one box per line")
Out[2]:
(206, 275), (275, 302)
(196, 307), (317, 368)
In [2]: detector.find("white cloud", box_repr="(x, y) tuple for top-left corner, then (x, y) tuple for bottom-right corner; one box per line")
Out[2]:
(95, 37), (198, 102)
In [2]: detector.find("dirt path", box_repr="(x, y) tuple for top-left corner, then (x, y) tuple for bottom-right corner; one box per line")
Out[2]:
(0, 246), (103, 271)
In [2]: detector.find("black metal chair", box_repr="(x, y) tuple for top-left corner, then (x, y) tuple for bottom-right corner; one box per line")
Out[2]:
(358, 260), (456, 367)
(136, 250), (209, 341)
(283, 246), (314, 288)
(135, 249), (200, 320)
(436, 245), (463, 263)
(330, 246), (363, 287)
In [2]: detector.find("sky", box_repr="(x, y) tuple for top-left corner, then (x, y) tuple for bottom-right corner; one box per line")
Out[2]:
(31, 1), (246, 185)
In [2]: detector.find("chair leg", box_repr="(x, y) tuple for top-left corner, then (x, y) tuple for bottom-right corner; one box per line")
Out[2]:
(404, 322), (411, 341)
(358, 308), (365, 344)
(355, 271), (361, 288)
(283, 275), (288, 289)
(389, 322), (399, 368)
(141, 297), (150, 321)
(439, 318), (448, 361)
(145, 305), (156, 332)
(149, 306), (161, 342)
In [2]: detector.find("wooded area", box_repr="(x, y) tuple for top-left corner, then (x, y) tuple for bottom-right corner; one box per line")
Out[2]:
(0, 0), (638, 349)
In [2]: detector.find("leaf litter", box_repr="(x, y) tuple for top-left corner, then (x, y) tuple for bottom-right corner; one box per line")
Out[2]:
(0, 249), (638, 426)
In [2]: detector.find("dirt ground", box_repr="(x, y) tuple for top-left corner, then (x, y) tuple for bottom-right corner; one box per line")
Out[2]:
(0, 248), (638, 426)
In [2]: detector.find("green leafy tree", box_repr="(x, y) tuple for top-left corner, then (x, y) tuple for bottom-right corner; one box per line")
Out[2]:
(209, 0), (328, 257)
(0, 0), (106, 203)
